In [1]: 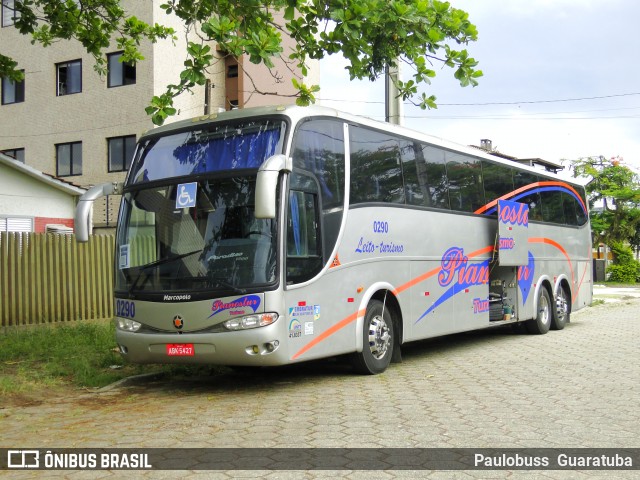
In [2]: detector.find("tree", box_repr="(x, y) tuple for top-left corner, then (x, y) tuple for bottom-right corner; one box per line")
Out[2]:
(572, 156), (640, 251)
(1, 0), (482, 125)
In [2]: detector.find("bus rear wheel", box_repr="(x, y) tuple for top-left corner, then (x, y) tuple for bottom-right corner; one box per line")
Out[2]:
(351, 300), (394, 375)
(552, 287), (570, 330)
(526, 288), (552, 335)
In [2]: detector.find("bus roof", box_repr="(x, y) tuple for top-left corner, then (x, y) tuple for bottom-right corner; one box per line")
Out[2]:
(140, 105), (586, 186)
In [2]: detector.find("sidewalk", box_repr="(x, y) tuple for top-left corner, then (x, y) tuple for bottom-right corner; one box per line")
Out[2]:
(593, 284), (640, 303)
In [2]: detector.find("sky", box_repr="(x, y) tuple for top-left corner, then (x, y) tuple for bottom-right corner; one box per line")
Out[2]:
(318, 0), (640, 173)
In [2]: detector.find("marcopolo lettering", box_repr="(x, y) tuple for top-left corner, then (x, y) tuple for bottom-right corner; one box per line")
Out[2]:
(163, 294), (191, 301)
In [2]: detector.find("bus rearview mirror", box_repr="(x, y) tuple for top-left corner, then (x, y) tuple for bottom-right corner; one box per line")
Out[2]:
(255, 154), (291, 219)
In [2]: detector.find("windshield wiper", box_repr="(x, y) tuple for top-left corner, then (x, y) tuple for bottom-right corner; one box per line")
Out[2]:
(126, 249), (203, 293)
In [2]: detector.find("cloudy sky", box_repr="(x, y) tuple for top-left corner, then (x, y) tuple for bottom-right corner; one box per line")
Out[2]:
(318, 0), (640, 172)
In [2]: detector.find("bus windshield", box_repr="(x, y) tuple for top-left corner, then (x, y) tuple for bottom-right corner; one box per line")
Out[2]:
(115, 176), (278, 297)
(129, 119), (285, 184)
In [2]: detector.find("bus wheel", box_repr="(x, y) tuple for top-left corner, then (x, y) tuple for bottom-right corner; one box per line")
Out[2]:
(526, 288), (551, 335)
(351, 300), (394, 375)
(552, 287), (570, 330)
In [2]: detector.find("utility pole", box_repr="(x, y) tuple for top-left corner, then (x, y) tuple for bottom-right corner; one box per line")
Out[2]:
(385, 63), (403, 125)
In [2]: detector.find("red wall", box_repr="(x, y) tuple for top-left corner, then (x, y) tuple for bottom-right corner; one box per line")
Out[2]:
(34, 217), (74, 233)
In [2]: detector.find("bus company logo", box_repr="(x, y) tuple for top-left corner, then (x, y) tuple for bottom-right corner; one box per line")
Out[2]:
(517, 252), (535, 304)
(438, 247), (489, 288)
(416, 247), (490, 324)
(208, 295), (261, 318)
(173, 315), (184, 330)
(499, 200), (529, 227)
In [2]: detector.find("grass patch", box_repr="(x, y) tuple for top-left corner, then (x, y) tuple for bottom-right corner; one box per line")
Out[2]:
(0, 321), (223, 402)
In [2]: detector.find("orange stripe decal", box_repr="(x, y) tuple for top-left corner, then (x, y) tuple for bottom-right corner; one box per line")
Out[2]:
(292, 308), (365, 360)
(293, 245), (496, 360)
(529, 237), (576, 291)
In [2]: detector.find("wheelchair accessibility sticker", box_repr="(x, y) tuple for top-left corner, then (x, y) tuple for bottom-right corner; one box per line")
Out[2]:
(176, 182), (197, 209)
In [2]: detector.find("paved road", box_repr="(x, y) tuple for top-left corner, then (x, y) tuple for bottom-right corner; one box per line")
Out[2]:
(2, 297), (639, 479)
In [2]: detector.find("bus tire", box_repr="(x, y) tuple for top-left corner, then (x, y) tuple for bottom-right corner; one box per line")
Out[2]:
(552, 286), (570, 330)
(526, 287), (552, 335)
(351, 300), (394, 375)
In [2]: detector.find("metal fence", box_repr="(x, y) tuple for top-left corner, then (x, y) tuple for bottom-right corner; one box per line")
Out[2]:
(0, 232), (114, 327)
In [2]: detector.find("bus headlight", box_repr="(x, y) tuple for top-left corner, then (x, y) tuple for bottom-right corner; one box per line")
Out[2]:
(116, 318), (142, 332)
(224, 313), (279, 331)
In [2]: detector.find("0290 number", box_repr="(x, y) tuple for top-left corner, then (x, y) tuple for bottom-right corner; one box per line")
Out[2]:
(116, 299), (135, 319)
(373, 221), (389, 233)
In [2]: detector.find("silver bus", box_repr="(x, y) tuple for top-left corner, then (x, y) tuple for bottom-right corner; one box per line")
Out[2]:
(76, 105), (592, 374)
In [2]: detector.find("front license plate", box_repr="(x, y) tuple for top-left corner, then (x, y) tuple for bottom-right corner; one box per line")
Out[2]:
(166, 344), (194, 356)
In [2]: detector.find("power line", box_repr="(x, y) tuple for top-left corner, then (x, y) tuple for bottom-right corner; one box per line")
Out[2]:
(318, 92), (640, 106)
(438, 92), (640, 106)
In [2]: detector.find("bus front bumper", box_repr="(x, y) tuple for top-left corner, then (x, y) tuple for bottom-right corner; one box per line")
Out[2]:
(115, 322), (289, 366)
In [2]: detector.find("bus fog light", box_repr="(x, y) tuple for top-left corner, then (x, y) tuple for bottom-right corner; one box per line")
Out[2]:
(224, 313), (279, 331)
(116, 318), (141, 332)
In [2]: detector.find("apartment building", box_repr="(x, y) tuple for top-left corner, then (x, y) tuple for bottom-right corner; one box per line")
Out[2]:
(0, 0), (316, 229)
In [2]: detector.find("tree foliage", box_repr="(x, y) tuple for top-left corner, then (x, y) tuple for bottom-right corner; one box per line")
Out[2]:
(1, 0), (482, 125)
(572, 156), (640, 251)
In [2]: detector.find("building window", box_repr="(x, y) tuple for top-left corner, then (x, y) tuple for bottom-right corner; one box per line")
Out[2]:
(56, 142), (82, 176)
(108, 135), (136, 172)
(56, 60), (82, 96)
(1, 71), (24, 104)
(1, 0), (20, 27)
(227, 64), (238, 78)
(1, 147), (24, 162)
(107, 51), (136, 87)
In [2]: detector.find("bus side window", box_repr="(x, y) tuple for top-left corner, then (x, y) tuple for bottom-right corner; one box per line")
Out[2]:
(349, 126), (404, 205)
(446, 152), (485, 212)
(481, 160), (514, 206)
(286, 187), (323, 284)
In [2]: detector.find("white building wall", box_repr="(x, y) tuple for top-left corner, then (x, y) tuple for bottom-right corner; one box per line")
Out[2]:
(0, 166), (76, 219)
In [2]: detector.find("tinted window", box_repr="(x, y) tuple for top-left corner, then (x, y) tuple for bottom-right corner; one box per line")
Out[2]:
(286, 172), (322, 284)
(291, 119), (345, 264)
(482, 160), (514, 206)
(130, 120), (285, 184)
(513, 171), (542, 221)
(350, 126), (403, 204)
(541, 190), (566, 224)
(292, 119), (345, 210)
(446, 152), (484, 212)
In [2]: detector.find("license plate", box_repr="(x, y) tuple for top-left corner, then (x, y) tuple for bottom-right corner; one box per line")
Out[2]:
(166, 344), (194, 356)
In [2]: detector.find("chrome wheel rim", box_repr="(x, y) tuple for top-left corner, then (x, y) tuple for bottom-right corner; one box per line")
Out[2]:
(539, 293), (550, 325)
(368, 314), (391, 360)
(556, 290), (568, 322)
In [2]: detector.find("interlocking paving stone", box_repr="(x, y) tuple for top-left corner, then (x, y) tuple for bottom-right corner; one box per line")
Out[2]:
(1, 297), (639, 478)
